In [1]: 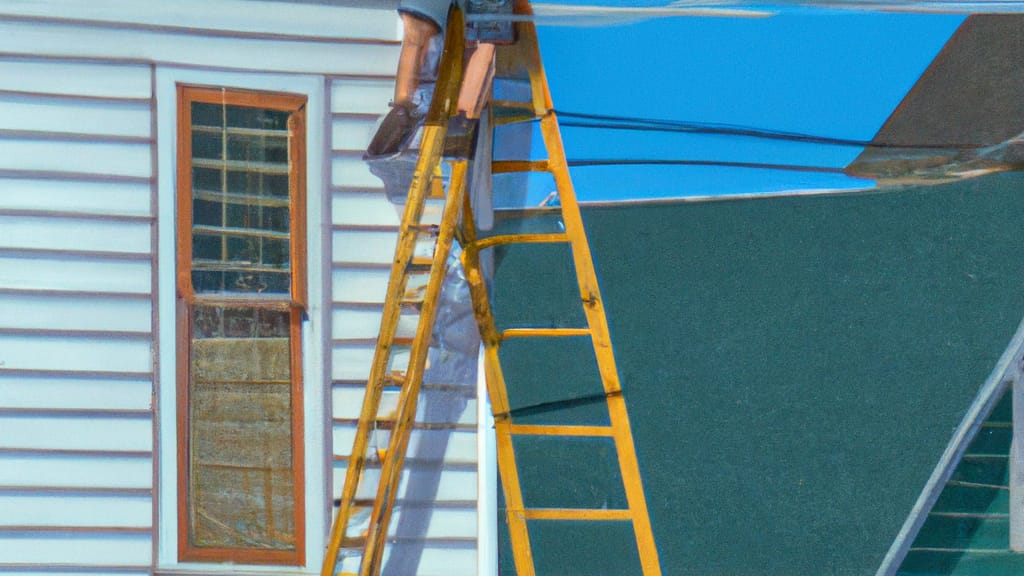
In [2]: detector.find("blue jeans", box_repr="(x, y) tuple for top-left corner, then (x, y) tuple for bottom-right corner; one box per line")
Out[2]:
(398, 0), (462, 32)
(399, 0), (510, 32)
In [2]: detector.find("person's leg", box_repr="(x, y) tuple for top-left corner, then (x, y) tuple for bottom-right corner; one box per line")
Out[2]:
(366, 3), (447, 158)
(457, 42), (496, 120)
(393, 12), (442, 106)
(444, 41), (495, 157)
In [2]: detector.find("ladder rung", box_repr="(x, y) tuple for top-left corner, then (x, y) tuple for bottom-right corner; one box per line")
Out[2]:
(508, 424), (614, 437)
(429, 176), (446, 199)
(409, 223), (440, 236)
(384, 371), (407, 387)
(501, 327), (590, 339)
(407, 257), (434, 271)
(520, 508), (633, 521)
(491, 99), (541, 125)
(474, 232), (568, 251)
(492, 160), (549, 174)
(400, 297), (425, 310)
(341, 535), (367, 549)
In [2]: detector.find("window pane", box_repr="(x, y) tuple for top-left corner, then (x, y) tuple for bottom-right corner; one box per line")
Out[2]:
(190, 102), (293, 296)
(188, 304), (296, 552)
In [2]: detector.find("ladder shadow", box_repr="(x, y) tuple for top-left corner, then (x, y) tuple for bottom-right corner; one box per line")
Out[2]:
(383, 253), (481, 576)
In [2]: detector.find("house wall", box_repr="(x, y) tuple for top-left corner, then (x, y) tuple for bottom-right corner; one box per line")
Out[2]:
(0, 2), (481, 574)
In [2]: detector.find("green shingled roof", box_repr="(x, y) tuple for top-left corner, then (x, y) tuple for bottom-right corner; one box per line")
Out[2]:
(491, 172), (1024, 575)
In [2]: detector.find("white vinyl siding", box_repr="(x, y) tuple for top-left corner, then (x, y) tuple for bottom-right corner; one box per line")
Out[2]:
(0, 55), (155, 572)
(0, 2), (482, 574)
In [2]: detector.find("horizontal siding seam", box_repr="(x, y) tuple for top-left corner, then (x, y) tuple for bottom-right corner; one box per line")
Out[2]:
(0, 564), (150, 572)
(332, 381), (471, 394)
(332, 186), (387, 195)
(331, 111), (380, 121)
(0, 287), (152, 300)
(0, 368), (153, 380)
(0, 408), (152, 418)
(0, 447), (153, 458)
(345, 499), (479, 510)
(0, 328), (152, 340)
(0, 208), (153, 223)
(0, 526), (152, 534)
(331, 262), (391, 271)
(331, 224), (400, 233)
(332, 456), (478, 469)
(0, 50), (396, 79)
(0, 486), (152, 496)
(0, 169), (152, 185)
(0, 12), (401, 46)
(332, 419), (476, 432)
(0, 129), (152, 145)
(0, 247), (152, 260)
(0, 87), (150, 104)
(330, 302), (386, 310)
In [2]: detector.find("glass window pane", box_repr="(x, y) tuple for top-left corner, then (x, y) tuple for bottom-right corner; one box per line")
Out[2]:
(192, 131), (223, 161)
(190, 102), (294, 296)
(191, 102), (222, 127)
(227, 134), (288, 164)
(226, 106), (290, 131)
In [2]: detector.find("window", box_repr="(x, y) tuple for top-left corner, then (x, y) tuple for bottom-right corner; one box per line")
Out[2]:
(175, 85), (307, 565)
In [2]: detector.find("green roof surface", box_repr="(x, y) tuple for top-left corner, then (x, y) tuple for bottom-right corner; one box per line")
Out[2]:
(489, 172), (1024, 575)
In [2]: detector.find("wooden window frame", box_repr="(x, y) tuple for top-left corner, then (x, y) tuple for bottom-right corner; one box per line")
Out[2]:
(175, 84), (307, 566)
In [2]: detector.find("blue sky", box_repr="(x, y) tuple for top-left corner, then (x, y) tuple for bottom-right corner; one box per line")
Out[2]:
(509, 3), (965, 204)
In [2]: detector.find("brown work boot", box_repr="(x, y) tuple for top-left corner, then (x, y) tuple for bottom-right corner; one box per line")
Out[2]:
(365, 101), (419, 159)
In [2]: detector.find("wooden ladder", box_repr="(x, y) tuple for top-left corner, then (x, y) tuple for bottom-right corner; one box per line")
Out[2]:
(320, 8), (468, 576)
(458, 2), (662, 574)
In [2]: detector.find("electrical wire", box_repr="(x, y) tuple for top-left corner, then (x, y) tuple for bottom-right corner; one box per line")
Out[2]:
(555, 110), (980, 151)
(567, 158), (848, 174)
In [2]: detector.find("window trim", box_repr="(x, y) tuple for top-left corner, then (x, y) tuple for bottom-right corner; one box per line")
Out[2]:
(174, 85), (308, 566)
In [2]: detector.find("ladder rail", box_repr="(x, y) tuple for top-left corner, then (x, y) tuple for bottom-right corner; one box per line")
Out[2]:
(460, 195), (539, 576)
(359, 157), (470, 576)
(460, 2), (664, 574)
(320, 7), (466, 576)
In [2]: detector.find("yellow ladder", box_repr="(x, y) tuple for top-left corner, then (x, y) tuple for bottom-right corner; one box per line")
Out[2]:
(459, 2), (663, 575)
(320, 8), (469, 576)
